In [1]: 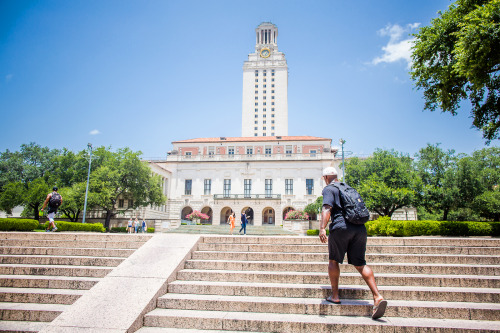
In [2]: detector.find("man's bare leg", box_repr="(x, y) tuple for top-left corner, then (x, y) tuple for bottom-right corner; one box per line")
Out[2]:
(328, 260), (341, 302)
(354, 265), (384, 305)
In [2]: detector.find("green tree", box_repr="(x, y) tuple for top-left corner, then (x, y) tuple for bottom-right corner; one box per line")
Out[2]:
(411, 0), (500, 142)
(58, 183), (89, 222)
(304, 196), (323, 216)
(473, 189), (500, 221)
(345, 149), (420, 217)
(88, 147), (166, 228)
(415, 144), (460, 220)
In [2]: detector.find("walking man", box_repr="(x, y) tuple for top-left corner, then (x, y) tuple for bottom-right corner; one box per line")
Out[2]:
(41, 186), (62, 232)
(319, 167), (387, 319)
(239, 212), (248, 235)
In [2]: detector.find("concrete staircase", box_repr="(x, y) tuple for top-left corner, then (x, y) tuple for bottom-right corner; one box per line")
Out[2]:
(0, 232), (152, 332)
(165, 225), (296, 236)
(139, 236), (500, 332)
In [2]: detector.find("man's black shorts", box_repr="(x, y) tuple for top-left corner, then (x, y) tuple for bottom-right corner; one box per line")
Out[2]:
(328, 223), (367, 266)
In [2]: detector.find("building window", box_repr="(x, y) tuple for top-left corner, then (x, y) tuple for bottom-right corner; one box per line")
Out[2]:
(264, 79), (267, 82)
(263, 96), (266, 100)
(254, 133), (258, 136)
(204, 179), (211, 195)
(128, 199), (133, 207)
(265, 146), (271, 156)
(263, 127), (266, 130)
(263, 120), (267, 124)
(265, 179), (272, 197)
(271, 114), (275, 117)
(272, 96), (275, 99)
(263, 90), (266, 94)
(263, 102), (266, 106)
(185, 151), (192, 158)
(263, 84), (267, 88)
(185, 179), (192, 195)
(263, 71), (267, 76)
(271, 132), (274, 136)
(247, 147), (253, 155)
(271, 120), (275, 124)
(272, 84), (275, 87)
(306, 179), (314, 195)
(255, 108), (258, 112)
(255, 96), (258, 100)
(255, 79), (258, 82)
(223, 179), (231, 197)
(310, 149), (317, 157)
(263, 133), (266, 136)
(272, 72), (275, 76)
(263, 114), (266, 118)
(263, 108), (266, 112)
(285, 179), (293, 195)
(286, 145), (292, 157)
(244, 179), (252, 198)
(254, 127), (258, 130)
(255, 70), (258, 75)
(118, 199), (124, 208)
(272, 108), (275, 111)
(228, 147), (235, 155)
(272, 78), (275, 82)
(255, 102), (258, 106)
(272, 102), (275, 105)
(272, 90), (275, 93)
(255, 85), (258, 88)
(254, 121), (258, 124)
(255, 114), (258, 118)
(271, 126), (275, 130)
(208, 147), (215, 157)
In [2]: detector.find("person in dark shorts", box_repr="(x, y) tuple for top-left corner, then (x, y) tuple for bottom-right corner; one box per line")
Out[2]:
(41, 186), (63, 232)
(318, 167), (387, 320)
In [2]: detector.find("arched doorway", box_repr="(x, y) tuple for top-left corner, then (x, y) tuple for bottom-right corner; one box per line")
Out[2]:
(181, 206), (193, 224)
(282, 207), (294, 220)
(263, 207), (275, 225)
(201, 206), (213, 225)
(241, 207), (254, 225)
(220, 206), (234, 224)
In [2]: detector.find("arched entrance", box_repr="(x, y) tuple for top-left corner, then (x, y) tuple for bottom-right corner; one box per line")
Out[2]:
(220, 206), (234, 224)
(241, 207), (254, 225)
(181, 206), (193, 224)
(262, 207), (275, 225)
(201, 206), (213, 225)
(282, 207), (294, 220)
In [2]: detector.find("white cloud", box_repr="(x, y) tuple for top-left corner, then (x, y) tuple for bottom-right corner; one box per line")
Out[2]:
(89, 129), (100, 135)
(5, 74), (13, 82)
(372, 23), (420, 68)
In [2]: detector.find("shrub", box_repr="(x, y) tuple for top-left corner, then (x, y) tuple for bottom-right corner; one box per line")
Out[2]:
(147, 228), (155, 233)
(284, 210), (309, 220)
(43, 221), (105, 233)
(110, 227), (128, 233)
(403, 220), (441, 236)
(489, 223), (500, 237)
(0, 218), (39, 231)
(306, 229), (329, 236)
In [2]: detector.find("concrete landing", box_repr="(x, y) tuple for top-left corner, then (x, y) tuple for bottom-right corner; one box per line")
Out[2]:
(39, 234), (201, 333)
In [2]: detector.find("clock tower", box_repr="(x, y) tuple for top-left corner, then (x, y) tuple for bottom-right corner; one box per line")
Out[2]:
(242, 22), (288, 137)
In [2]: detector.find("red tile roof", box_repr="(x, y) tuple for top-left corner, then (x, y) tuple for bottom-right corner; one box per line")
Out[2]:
(172, 136), (332, 144)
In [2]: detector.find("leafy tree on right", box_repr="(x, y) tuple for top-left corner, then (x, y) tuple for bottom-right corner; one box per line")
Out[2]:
(410, 0), (500, 143)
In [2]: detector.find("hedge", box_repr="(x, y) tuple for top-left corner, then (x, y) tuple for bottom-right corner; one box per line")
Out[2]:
(0, 218), (39, 231)
(110, 227), (155, 233)
(307, 217), (500, 237)
(43, 221), (106, 233)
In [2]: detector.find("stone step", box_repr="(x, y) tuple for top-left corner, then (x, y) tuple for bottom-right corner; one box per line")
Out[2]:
(197, 243), (500, 255)
(191, 250), (500, 265)
(185, 259), (500, 276)
(0, 320), (47, 332)
(137, 327), (255, 333)
(0, 264), (112, 278)
(143, 308), (500, 332)
(0, 302), (69, 322)
(201, 236), (500, 247)
(157, 293), (500, 321)
(176, 269), (500, 288)
(0, 255), (124, 267)
(0, 275), (100, 290)
(167, 280), (500, 303)
(0, 246), (135, 257)
(0, 239), (146, 249)
(0, 287), (84, 305)
(0, 232), (152, 242)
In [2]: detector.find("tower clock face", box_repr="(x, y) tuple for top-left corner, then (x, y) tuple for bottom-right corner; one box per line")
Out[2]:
(260, 48), (271, 58)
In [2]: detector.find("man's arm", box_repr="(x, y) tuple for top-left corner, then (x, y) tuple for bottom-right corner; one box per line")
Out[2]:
(319, 204), (331, 244)
(41, 193), (51, 211)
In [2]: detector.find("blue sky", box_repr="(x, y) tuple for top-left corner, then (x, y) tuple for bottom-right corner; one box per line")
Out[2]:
(0, 0), (495, 159)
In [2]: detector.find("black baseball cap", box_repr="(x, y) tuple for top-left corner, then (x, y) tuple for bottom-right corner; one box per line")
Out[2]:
(53, 186), (58, 191)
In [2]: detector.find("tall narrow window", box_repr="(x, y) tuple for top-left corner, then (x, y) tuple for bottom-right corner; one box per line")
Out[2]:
(244, 179), (252, 198)
(185, 179), (192, 195)
(247, 147), (253, 155)
(265, 146), (271, 156)
(208, 147), (215, 157)
(265, 179), (273, 197)
(306, 179), (314, 195)
(204, 179), (211, 195)
(223, 179), (231, 197)
(286, 145), (292, 157)
(285, 179), (293, 195)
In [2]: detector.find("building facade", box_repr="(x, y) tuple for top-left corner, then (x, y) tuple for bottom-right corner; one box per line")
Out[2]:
(242, 22), (288, 137)
(151, 136), (340, 231)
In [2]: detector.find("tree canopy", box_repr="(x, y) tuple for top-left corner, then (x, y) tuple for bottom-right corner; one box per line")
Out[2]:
(410, 0), (500, 142)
